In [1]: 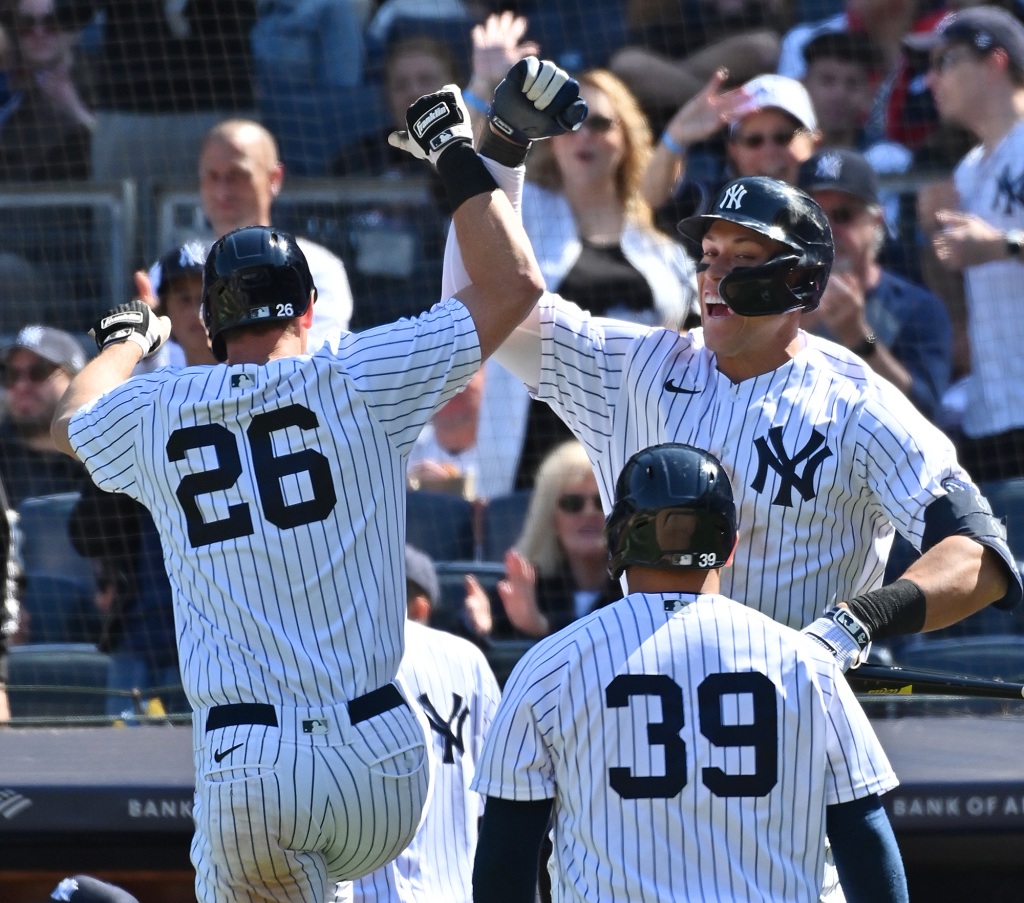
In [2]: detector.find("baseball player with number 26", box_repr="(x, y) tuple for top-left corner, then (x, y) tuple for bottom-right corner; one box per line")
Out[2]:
(472, 442), (908, 903)
(49, 62), (585, 903)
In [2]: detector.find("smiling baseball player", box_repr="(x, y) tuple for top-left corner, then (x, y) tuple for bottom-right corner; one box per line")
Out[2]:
(471, 442), (907, 903)
(439, 165), (1021, 668)
(49, 61), (585, 903)
(430, 143), (1022, 901)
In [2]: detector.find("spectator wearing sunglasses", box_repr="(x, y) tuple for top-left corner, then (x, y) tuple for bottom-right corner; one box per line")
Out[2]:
(798, 147), (952, 422)
(0, 324), (87, 505)
(0, 0), (96, 181)
(462, 441), (623, 642)
(520, 68), (699, 331)
(642, 72), (822, 235)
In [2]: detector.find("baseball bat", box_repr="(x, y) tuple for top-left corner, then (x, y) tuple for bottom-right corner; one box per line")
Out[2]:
(847, 663), (1024, 700)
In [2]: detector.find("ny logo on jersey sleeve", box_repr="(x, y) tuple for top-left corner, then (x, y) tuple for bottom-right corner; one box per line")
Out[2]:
(418, 692), (470, 764)
(751, 426), (833, 506)
(995, 165), (1024, 215)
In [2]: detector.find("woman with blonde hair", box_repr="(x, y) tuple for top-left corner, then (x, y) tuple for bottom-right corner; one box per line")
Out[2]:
(464, 440), (622, 641)
(521, 67), (698, 329)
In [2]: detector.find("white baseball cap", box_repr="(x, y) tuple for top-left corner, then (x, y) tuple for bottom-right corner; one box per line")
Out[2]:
(730, 74), (818, 133)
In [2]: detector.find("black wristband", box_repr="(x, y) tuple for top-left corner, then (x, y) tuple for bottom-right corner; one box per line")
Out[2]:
(845, 578), (927, 640)
(479, 127), (531, 167)
(435, 142), (500, 212)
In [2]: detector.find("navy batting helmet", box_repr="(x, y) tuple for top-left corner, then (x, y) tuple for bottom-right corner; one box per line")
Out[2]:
(677, 176), (833, 316)
(606, 443), (737, 580)
(201, 226), (316, 362)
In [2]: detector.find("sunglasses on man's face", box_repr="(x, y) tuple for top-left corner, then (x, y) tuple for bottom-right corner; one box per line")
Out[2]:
(556, 493), (603, 514)
(823, 204), (867, 226)
(0, 360), (58, 388)
(15, 12), (60, 34)
(731, 127), (804, 150)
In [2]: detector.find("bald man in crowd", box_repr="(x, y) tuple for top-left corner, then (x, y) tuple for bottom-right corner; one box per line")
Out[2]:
(197, 118), (353, 350)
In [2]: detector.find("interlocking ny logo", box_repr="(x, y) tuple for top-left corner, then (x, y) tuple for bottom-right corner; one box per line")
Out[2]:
(751, 426), (832, 507)
(720, 183), (747, 210)
(418, 692), (470, 764)
(994, 165), (1024, 216)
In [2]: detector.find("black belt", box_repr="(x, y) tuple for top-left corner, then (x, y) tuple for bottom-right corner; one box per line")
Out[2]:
(205, 684), (407, 732)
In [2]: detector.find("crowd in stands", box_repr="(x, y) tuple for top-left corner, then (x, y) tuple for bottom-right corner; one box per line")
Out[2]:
(1, 0), (1024, 730)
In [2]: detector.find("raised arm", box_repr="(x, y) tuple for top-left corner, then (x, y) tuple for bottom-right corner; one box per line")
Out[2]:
(437, 58), (587, 385)
(389, 82), (548, 361)
(52, 286), (171, 459)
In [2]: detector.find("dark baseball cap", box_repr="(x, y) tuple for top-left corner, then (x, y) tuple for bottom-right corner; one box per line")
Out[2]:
(2, 325), (86, 374)
(803, 30), (882, 71)
(49, 875), (140, 903)
(405, 544), (439, 607)
(903, 5), (1024, 70)
(148, 240), (208, 299)
(798, 148), (880, 206)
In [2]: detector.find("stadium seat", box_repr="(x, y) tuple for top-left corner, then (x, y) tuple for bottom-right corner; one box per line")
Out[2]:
(17, 492), (95, 589)
(7, 643), (112, 719)
(432, 559), (506, 621)
(257, 82), (389, 177)
(479, 490), (531, 562)
(485, 638), (538, 689)
(406, 490), (476, 562)
(90, 111), (237, 184)
(17, 492), (100, 644)
(20, 575), (100, 645)
(892, 635), (1024, 682)
(979, 477), (1024, 564)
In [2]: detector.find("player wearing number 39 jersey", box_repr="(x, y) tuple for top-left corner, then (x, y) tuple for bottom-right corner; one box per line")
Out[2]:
(472, 443), (907, 903)
(48, 60), (587, 903)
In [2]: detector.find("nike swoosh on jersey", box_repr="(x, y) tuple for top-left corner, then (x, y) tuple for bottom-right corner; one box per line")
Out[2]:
(664, 378), (700, 395)
(213, 743), (244, 763)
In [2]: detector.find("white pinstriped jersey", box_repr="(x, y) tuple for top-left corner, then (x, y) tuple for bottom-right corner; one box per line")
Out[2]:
(347, 620), (500, 903)
(471, 591), (898, 903)
(534, 299), (969, 629)
(953, 119), (1024, 437)
(67, 300), (480, 708)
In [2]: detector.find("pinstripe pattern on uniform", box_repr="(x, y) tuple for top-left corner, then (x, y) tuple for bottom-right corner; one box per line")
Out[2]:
(954, 119), (1024, 437)
(472, 593), (896, 902)
(348, 620), (500, 903)
(67, 299), (480, 710)
(534, 298), (969, 630)
(190, 695), (431, 900)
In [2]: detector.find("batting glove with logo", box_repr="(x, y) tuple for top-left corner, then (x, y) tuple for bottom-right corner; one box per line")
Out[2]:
(388, 85), (475, 167)
(489, 57), (589, 145)
(802, 607), (872, 672)
(90, 300), (172, 359)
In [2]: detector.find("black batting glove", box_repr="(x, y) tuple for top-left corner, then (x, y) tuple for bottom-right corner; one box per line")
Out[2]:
(388, 85), (476, 167)
(90, 300), (172, 360)
(489, 57), (588, 145)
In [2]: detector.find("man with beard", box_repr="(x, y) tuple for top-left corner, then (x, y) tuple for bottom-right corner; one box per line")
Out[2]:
(0, 325), (87, 504)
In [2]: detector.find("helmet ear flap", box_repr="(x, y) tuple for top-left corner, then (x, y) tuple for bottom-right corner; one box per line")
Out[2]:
(718, 254), (830, 316)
